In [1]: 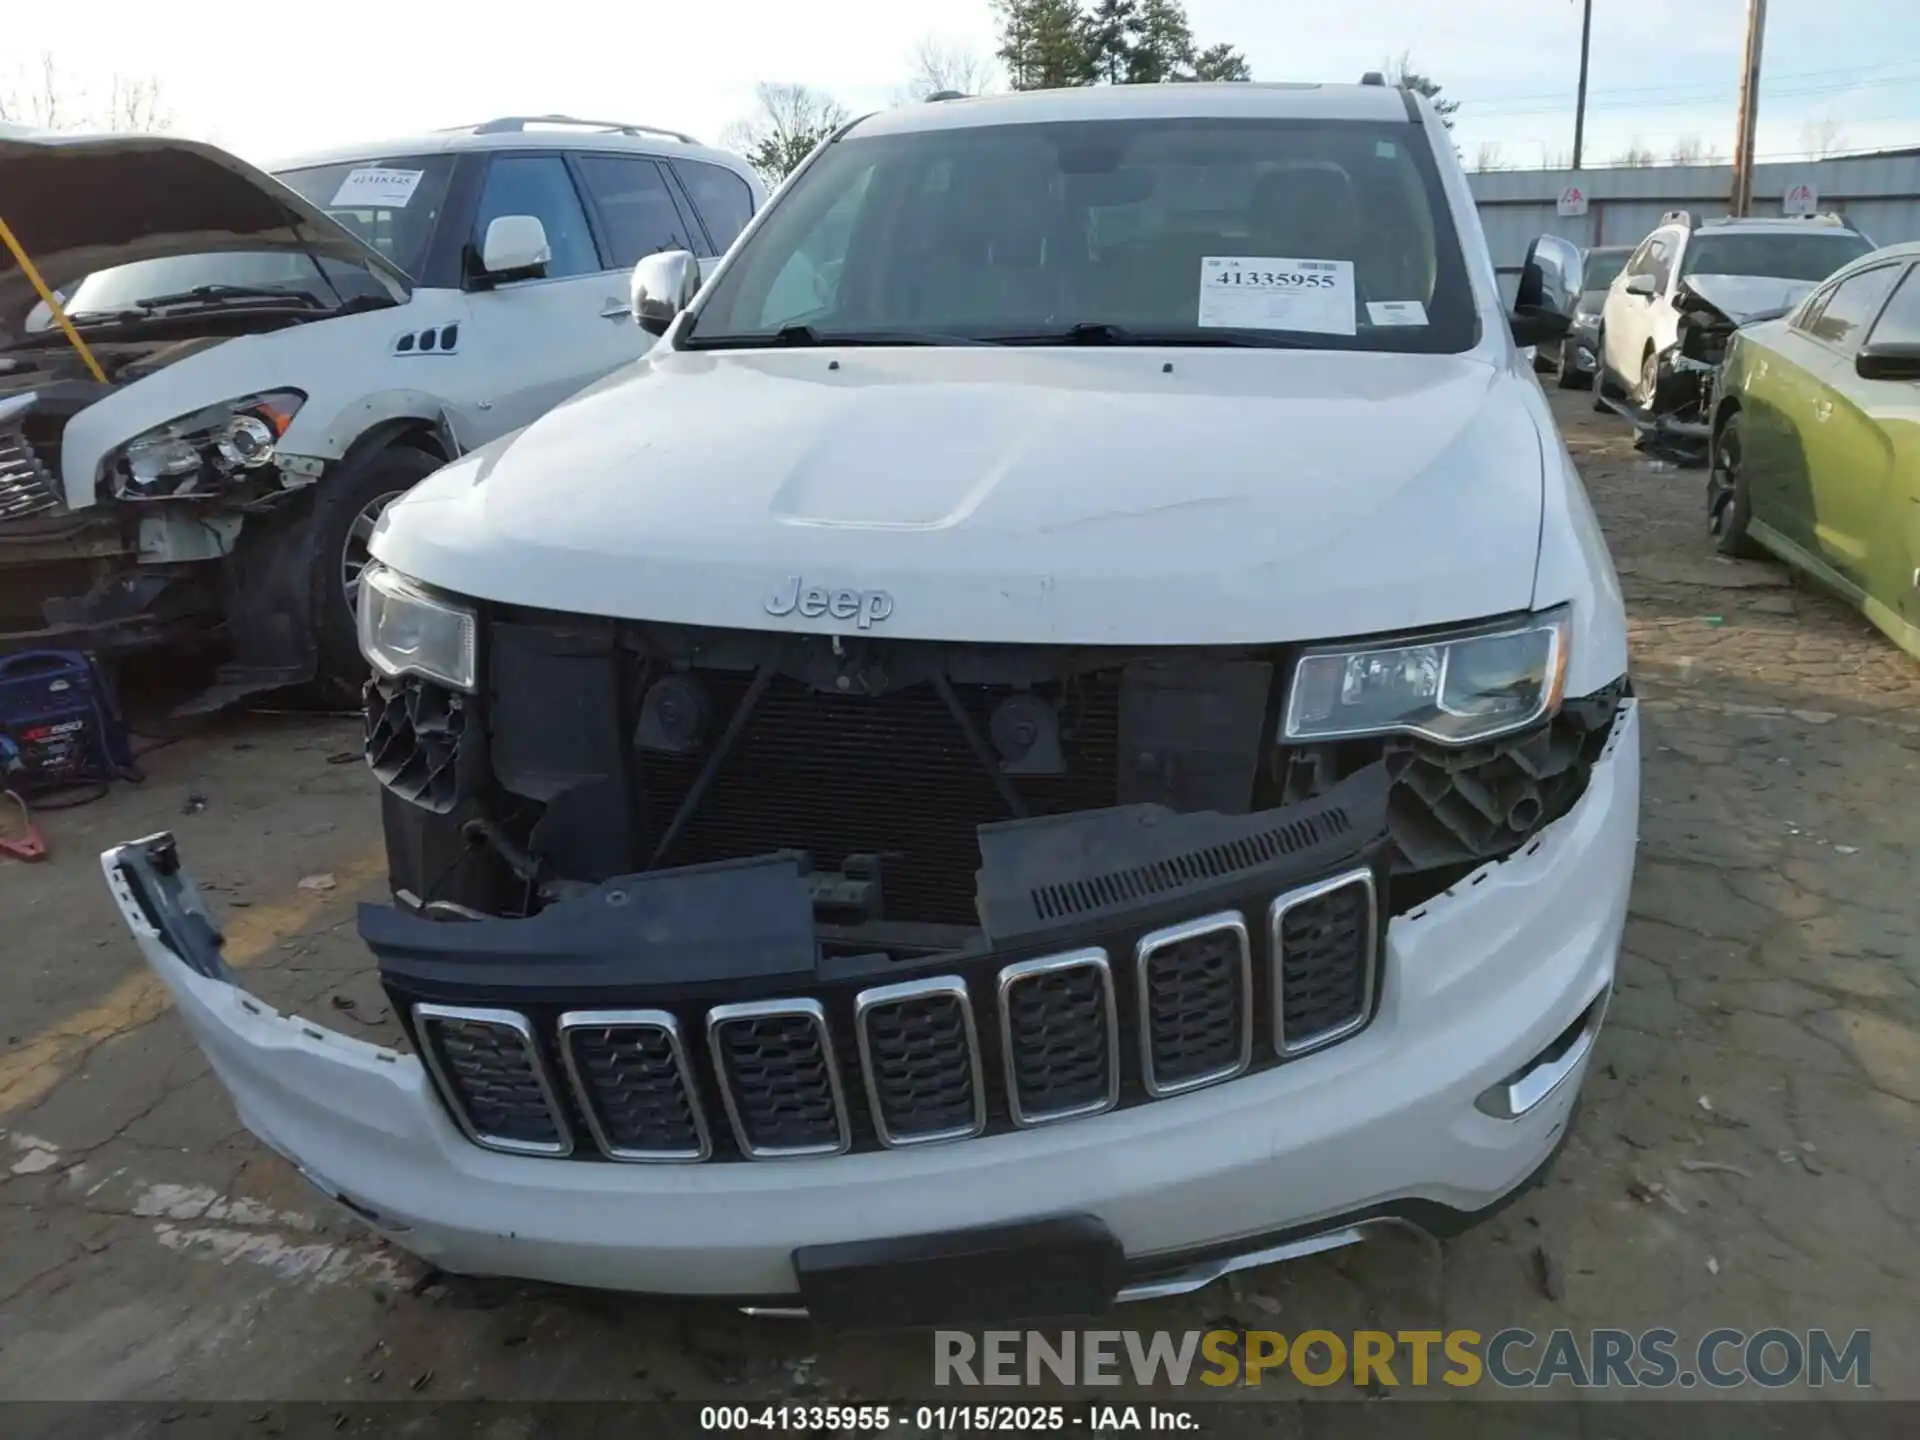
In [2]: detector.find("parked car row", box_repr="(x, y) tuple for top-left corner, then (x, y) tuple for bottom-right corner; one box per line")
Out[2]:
(1548, 208), (1916, 663)
(0, 117), (765, 701)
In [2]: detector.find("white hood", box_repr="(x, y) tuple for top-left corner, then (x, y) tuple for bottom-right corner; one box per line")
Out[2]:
(1682, 273), (1817, 324)
(372, 346), (1547, 647)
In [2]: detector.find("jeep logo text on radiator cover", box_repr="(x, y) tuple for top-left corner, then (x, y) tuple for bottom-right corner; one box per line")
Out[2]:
(764, 576), (894, 629)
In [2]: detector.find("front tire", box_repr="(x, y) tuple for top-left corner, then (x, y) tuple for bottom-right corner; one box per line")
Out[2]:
(1638, 346), (1662, 411)
(314, 446), (443, 696)
(1592, 328), (1617, 411)
(1708, 412), (1761, 558)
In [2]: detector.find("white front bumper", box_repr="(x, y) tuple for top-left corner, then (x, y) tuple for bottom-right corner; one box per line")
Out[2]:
(104, 703), (1639, 1299)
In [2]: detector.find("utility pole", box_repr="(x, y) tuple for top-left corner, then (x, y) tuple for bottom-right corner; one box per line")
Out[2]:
(1730, 0), (1769, 215)
(1572, 0), (1594, 170)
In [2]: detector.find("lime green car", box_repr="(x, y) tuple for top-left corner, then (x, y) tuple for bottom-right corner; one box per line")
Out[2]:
(1710, 242), (1920, 659)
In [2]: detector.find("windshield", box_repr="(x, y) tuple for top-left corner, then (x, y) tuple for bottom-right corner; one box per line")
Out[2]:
(688, 117), (1479, 352)
(34, 250), (391, 331)
(1680, 231), (1874, 283)
(275, 154), (456, 279)
(1582, 249), (1630, 295)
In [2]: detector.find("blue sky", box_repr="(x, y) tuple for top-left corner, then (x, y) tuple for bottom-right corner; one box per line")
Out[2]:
(4, 0), (1917, 169)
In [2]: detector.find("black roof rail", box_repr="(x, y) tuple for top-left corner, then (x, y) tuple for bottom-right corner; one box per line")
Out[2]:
(1359, 71), (1386, 86)
(924, 89), (966, 102)
(462, 114), (698, 145)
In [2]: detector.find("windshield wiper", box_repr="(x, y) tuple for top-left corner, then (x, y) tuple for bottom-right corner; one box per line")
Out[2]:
(695, 323), (998, 349)
(130, 284), (327, 311)
(982, 321), (1313, 348)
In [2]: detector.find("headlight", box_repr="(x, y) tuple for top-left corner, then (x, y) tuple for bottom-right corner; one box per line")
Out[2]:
(357, 562), (477, 691)
(111, 390), (304, 498)
(1283, 609), (1571, 745)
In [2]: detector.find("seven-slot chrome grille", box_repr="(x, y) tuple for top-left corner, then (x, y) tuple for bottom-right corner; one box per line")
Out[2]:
(412, 866), (1379, 1162)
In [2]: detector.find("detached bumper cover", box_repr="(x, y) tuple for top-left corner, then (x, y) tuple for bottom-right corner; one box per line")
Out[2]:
(103, 702), (1639, 1300)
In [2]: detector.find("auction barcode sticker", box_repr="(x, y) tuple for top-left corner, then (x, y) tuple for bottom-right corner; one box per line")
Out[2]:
(330, 167), (425, 209)
(1198, 256), (1356, 336)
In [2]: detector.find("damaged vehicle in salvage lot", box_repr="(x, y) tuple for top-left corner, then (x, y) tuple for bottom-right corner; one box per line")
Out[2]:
(104, 82), (1638, 1324)
(1595, 210), (1875, 460)
(0, 120), (761, 701)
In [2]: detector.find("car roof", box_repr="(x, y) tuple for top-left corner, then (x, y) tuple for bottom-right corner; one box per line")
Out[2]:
(848, 82), (1417, 138)
(1683, 217), (1865, 237)
(269, 119), (754, 180)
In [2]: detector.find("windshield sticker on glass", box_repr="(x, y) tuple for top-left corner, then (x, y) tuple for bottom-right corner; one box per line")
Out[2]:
(1198, 257), (1356, 336)
(1367, 300), (1428, 326)
(330, 167), (425, 210)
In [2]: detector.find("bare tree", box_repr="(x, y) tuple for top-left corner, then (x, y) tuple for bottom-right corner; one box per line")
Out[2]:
(0, 51), (170, 132)
(723, 82), (850, 184)
(1613, 138), (1657, 167)
(903, 36), (997, 100)
(1542, 146), (1572, 170)
(1472, 140), (1509, 172)
(1798, 111), (1848, 159)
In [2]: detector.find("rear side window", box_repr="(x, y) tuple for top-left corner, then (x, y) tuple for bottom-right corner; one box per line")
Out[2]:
(574, 155), (700, 266)
(1806, 264), (1902, 349)
(1865, 266), (1920, 348)
(675, 160), (757, 252)
(471, 155), (599, 278)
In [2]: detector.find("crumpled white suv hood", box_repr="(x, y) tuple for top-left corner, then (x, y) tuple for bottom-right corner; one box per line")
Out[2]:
(372, 345), (1547, 646)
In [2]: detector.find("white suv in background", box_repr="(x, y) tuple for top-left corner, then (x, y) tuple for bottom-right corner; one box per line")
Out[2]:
(0, 117), (762, 701)
(1597, 211), (1873, 410)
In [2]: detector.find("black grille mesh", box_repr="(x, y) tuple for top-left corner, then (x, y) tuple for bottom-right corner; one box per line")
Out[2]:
(564, 1023), (704, 1156)
(860, 991), (980, 1141)
(1277, 881), (1373, 1048)
(365, 675), (472, 814)
(1004, 964), (1114, 1120)
(712, 1011), (846, 1153)
(641, 674), (1120, 925)
(420, 1015), (562, 1148)
(1142, 928), (1247, 1088)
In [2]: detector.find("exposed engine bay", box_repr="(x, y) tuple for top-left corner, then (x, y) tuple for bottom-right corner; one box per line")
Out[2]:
(371, 610), (1627, 942)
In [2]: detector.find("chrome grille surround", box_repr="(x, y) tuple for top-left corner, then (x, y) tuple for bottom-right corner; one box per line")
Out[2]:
(1134, 911), (1254, 1097)
(707, 997), (852, 1159)
(413, 1003), (572, 1156)
(996, 948), (1120, 1128)
(556, 1009), (712, 1162)
(1269, 867), (1379, 1057)
(853, 974), (987, 1148)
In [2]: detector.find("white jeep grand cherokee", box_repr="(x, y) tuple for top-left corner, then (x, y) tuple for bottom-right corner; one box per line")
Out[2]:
(106, 80), (1638, 1325)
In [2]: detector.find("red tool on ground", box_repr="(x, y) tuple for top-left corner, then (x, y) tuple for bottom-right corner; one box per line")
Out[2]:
(0, 789), (46, 862)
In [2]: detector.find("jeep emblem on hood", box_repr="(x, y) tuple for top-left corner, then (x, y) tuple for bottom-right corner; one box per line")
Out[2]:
(765, 576), (894, 629)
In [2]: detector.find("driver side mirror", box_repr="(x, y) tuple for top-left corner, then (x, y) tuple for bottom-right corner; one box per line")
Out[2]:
(631, 249), (702, 337)
(1855, 341), (1920, 381)
(1623, 273), (1658, 298)
(479, 215), (551, 282)
(1511, 234), (1581, 348)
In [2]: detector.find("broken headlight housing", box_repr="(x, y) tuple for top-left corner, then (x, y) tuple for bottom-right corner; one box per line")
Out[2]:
(357, 562), (477, 692)
(1284, 608), (1571, 746)
(109, 390), (305, 498)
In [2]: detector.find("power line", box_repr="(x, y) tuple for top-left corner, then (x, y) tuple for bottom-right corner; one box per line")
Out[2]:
(1469, 73), (1920, 119)
(1465, 59), (1920, 114)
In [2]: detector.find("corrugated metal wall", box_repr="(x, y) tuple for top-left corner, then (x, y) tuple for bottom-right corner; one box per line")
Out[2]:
(1469, 150), (1920, 302)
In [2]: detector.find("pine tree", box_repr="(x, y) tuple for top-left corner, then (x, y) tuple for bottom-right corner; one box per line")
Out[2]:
(1082, 0), (1139, 85)
(1190, 43), (1251, 83)
(1125, 0), (1195, 83)
(995, 0), (1091, 90)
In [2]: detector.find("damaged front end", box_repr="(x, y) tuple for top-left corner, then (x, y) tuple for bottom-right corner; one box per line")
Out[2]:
(337, 609), (1624, 1163)
(1624, 279), (1799, 467)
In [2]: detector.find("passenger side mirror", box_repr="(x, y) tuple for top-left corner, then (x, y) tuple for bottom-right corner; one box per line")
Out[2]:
(631, 249), (702, 337)
(479, 215), (551, 281)
(1512, 234), (1580, 348)
(1855, 341), (1920, 381)
(1623, 273), (1658, 298)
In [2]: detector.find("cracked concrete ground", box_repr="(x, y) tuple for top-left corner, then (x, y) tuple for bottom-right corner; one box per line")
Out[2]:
(0, 392), (1914, 1407)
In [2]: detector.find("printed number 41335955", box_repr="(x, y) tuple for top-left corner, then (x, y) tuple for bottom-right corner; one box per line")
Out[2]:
(1213, 270), (1338, 289)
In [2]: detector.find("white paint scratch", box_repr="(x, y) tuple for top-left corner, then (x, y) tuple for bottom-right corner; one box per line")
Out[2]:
(151, 1223), (402, 1288)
